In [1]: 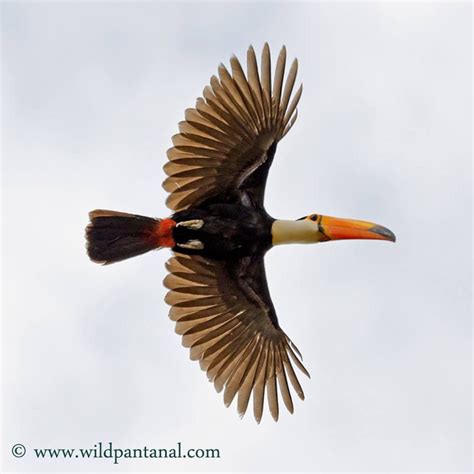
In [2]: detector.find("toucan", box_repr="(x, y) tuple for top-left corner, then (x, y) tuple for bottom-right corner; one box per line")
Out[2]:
(86, 44), (395, 422)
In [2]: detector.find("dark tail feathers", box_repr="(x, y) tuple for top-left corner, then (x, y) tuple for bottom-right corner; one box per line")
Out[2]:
(86, 210), (174, 265)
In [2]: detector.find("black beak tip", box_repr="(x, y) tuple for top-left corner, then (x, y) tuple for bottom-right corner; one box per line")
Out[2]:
(372, 225), (396, 242)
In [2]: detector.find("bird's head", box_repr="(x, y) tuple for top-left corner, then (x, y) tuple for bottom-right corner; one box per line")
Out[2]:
(272, 213), (396, 245)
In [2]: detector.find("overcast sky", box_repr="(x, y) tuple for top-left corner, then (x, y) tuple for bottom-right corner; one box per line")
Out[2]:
(2, 2), (472, 472)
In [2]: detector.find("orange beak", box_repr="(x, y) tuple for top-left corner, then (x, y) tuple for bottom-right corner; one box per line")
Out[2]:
(319, 215), (396, 242)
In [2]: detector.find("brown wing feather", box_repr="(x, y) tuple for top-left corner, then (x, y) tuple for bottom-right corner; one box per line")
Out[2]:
(163, 44), (302, 211)
(164, 254), (309, 422)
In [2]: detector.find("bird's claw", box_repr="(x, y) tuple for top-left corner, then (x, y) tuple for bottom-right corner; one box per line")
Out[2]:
(176, 219), (204, 230)
(177, 239), (204, 250)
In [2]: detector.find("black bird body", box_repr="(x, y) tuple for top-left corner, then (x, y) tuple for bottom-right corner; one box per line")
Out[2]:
(86, 44), (395, 422)
(172, 204), (274, 259)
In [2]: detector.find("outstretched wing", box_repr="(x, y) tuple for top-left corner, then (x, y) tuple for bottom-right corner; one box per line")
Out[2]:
(163, 43), (302, 212)
(164, 253), (309, 422)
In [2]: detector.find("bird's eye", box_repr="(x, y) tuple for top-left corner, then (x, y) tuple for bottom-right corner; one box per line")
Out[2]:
(310, 214), (318, 221)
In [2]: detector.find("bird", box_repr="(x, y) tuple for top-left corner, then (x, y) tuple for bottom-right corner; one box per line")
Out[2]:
(86, 43), (396, 423)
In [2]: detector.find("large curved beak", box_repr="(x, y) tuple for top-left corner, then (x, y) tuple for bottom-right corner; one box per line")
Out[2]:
(320, 215), (396, 242)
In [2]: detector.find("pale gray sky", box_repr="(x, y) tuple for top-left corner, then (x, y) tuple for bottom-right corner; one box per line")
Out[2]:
(2, 2), (472, 472)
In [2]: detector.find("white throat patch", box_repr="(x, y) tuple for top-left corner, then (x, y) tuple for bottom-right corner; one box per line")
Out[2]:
(271, 220), (318, 246)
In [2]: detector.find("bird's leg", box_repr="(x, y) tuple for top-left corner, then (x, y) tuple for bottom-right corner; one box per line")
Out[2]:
(177, 239), (204, 250)
(176, 219), (204, 230)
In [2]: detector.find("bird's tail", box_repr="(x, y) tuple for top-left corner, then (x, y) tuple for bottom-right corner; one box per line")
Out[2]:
(86, 210), (176, 265)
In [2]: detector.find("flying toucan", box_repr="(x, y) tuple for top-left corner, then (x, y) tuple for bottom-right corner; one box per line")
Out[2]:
(86, 44), (395, 422)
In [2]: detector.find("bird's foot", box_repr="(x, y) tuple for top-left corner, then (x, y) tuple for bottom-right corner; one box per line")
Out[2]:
(176, 219), (204, 230)
(177, 239), (204, 250)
